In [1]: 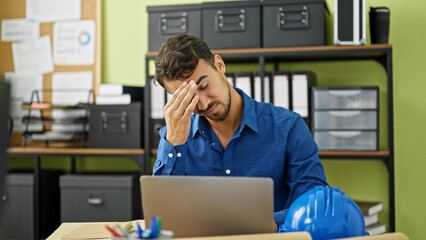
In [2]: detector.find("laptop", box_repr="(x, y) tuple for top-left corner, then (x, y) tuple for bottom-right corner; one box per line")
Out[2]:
(140, 176), (275, 238)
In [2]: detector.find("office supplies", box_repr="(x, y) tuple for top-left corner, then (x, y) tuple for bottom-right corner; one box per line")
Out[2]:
(140, 176), (274, 238)
(369, 7), (390, 44)
(150, 216), (158, 238)
(334, 0), (366, 45)
(105, 225), (122, 237)
(136, 221), (144, 238)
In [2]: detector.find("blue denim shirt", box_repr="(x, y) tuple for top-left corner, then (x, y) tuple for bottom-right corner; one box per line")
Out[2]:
(153, 88), (328, 226)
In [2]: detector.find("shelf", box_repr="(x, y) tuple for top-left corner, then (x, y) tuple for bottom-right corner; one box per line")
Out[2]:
(146, 44), (392, 62)
(319, 150), (389, 160)
(7, 147), (145, 156)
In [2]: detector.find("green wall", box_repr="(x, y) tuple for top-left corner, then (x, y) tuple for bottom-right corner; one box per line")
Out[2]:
(8, 0), (426, 239)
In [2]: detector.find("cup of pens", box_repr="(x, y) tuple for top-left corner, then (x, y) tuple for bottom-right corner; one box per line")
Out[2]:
(106, 216), (173, 240)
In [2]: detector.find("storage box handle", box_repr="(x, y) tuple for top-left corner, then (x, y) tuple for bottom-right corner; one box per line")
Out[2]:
(1, 190), (7, 201)
(277, 6), (309, 29)
(328, 90), (362, 97)
(329, 131), (362, 138)
(101, 111), (128, 135)
(160, 12), (188, 35)
(329, 111), (362, 117)
(216, 9), (246, 32)
(88, 192), (103, 205)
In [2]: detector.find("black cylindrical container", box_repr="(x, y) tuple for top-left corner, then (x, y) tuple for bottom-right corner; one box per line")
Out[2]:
(369, 7), (390, 44)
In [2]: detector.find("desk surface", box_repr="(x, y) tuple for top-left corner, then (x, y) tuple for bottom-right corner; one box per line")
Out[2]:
(47, 222), (408, 240)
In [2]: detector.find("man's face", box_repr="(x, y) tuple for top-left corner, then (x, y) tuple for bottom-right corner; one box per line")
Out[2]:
(164, 57), (231, 122)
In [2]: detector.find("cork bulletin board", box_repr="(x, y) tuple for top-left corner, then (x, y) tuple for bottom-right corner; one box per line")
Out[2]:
(0, 0), (102, 146)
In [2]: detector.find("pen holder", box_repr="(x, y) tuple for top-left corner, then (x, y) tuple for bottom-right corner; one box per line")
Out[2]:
(110, 230), (173, 240)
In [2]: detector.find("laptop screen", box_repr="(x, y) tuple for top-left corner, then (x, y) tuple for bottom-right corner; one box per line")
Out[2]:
(140, 176), (275, 238)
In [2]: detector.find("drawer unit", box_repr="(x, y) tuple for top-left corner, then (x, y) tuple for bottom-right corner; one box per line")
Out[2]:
(313, 87), (378, 109)
(147, 4), (202, 52)
(1, 172), (61, 239)
(313, 110), (377, 130)
(314, 130), (377, 151)
(202, 0), (261, 49)
(312, 87), (379, 151)
(60, 174), (141, 222)
(262, 0), (327, 47)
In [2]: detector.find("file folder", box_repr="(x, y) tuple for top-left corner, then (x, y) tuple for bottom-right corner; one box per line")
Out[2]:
(272, 72), (290, 109)
(292, 72), (310, 118)
(150, 79), (167, 148)
(150, 80), (165, 119)
(254, 73), (271, 103)
(226, 73), (235, 86)
(235, 73), (253, 98)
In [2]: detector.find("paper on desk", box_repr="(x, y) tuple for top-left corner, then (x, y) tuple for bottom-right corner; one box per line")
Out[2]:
(1, 19), (39, 42)
(12, 35), (54, 74)
(53, 20), (96, 65)
(26, 0), (81, 23)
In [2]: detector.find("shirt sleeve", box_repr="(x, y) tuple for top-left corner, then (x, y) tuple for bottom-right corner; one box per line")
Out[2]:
(278, 115), (328, 226)
(152, 127), (188, 176)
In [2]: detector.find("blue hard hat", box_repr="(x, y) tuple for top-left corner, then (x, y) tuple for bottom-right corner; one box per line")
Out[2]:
(279, 186), (367, 240)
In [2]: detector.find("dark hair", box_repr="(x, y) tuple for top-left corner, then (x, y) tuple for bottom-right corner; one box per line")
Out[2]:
(154, 34), (215, 87)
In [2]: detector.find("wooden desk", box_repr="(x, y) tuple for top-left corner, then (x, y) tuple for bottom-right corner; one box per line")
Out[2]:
(46, 222), (409, 240)
(47, 222), (311, 240)
(7, 147), (148, 240)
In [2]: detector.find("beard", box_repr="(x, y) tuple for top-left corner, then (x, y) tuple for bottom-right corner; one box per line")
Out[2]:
(199, 82), (232, 122)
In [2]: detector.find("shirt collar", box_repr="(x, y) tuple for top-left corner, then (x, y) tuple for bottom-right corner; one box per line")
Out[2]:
(191, 87), (259, 138)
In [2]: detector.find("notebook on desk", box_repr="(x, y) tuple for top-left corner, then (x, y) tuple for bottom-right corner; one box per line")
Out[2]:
(140, 176), (275, 238)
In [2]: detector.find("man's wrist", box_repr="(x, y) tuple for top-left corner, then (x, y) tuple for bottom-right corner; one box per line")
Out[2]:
(165, 136), (186, 146)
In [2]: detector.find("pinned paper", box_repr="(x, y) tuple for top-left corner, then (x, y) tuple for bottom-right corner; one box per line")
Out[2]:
(53, 20), (96, 65)
(12, 35), (54, 74)
(1, 19), (39, 42)
(26, 0), (81, 23)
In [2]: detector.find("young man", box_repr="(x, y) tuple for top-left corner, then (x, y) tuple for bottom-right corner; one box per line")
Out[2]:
(152, 34), (328, 230)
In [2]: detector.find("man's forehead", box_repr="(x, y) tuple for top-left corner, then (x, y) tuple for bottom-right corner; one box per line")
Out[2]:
(164, 60), (211, 93)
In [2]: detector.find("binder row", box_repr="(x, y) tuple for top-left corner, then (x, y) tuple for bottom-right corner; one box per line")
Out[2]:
(149, 71), (313, 148)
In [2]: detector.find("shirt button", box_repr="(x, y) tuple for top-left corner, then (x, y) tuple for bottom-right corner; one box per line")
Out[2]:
(177, 152), (182, 158)
(212, 142), (215, 146)
(202, 131), (205, 134)
(226, 169), (231, 175)
(168, 153), (173, 158)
